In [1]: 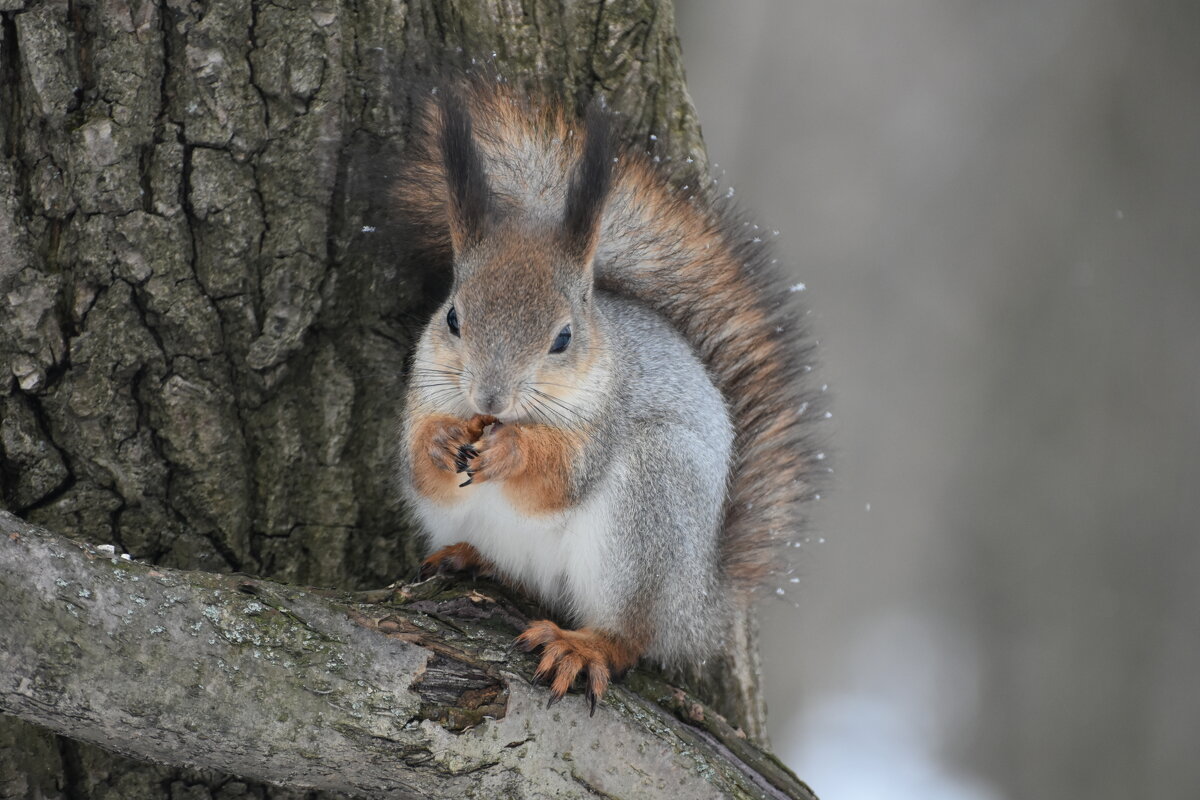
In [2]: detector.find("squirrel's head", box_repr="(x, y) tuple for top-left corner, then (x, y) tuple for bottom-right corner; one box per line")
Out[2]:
(417, 93), (614, 422)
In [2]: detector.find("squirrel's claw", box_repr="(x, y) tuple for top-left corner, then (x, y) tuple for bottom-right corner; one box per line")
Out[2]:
(455, 443), (480, 486)
(585, 682), (599, 717)
(453, 443), (477, 474)
(504, 637), (521, 659)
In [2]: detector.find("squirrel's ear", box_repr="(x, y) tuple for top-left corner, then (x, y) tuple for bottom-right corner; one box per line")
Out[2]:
(439, 93), (491, 256)
(562, 100), (614, 270)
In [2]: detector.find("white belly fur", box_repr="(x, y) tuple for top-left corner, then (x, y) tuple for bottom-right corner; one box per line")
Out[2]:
(413, 480), (614, 627)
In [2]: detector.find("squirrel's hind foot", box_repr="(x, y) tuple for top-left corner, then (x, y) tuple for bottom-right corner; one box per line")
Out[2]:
(515, 620), (642, 716)
(418, 542), (496, 581)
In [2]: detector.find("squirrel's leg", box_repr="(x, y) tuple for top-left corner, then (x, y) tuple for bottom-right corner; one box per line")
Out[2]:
(513, 420), (726, 715)
(514, 620), (645, 715)
(419, 542), (497, 580)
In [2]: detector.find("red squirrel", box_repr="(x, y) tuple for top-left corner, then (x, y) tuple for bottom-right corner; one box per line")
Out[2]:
(393, 80), (822, 714)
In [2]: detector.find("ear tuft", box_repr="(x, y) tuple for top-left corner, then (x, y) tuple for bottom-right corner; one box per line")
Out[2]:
(563, 100), (614, 265)
(440, 92), (491, 254)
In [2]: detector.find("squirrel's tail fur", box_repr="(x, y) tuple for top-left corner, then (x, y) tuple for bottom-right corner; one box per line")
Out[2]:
(394, 80), (823, 598)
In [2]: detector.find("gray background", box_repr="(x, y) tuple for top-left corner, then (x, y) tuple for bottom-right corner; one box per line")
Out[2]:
(676, 3), (1200, 799)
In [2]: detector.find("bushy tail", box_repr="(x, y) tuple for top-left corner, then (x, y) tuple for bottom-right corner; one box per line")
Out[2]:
(393, 81), (824, 596)
(594, 156), (824, 594)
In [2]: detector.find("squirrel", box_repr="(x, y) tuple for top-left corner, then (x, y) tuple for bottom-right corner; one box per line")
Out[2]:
(392, 79), (821, 715)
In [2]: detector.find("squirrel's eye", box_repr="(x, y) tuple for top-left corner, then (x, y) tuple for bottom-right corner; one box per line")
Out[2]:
(549, 324), (572, 354)
(446, 306), (460, 337)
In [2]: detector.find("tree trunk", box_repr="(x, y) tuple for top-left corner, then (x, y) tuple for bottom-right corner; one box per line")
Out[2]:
(0, 0), (780, 796)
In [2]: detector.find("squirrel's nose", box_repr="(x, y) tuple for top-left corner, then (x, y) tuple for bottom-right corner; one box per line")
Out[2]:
(473, 390), (508, 417)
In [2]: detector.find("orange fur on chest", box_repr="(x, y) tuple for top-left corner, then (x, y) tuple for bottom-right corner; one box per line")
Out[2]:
(496, 424), (583, 515)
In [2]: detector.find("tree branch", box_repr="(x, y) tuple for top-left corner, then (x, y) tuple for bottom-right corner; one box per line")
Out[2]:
(0, 510), (815, 800)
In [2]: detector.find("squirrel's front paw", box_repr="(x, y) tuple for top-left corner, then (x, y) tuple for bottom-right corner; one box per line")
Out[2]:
(460, 422), (525, 486)
(423, 414), (497, 476)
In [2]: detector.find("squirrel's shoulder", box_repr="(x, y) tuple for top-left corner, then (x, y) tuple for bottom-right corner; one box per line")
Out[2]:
(593, 291), (729, 430)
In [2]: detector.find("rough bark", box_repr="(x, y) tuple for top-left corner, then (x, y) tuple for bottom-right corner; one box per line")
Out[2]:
(0, 511), (815, 800)
(1, 0), (776, 795)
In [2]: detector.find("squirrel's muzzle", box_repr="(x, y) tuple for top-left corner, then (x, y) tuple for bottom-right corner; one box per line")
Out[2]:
(471, 385), (513, 418)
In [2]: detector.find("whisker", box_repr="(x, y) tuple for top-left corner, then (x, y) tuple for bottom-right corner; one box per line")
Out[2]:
(525, 397), (566, 431)
(409, 367), (464, 378)
(409, 358), (473, 379)
(516, 395), (541, 425)
(530, 387), (588, 418)
(410, 388), (464, 407)
(415, 383), (462, 395)
(403, 383), (458, 393)
(525, 391), (585, 433)
(532, 387), (582, 413)
(529, 398), (565, 427)
(528, 381), (583, 391)
(408, 375), (462, 383)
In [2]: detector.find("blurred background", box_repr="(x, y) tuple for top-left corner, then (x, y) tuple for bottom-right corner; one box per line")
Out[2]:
(675, 3), (1200, 799)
